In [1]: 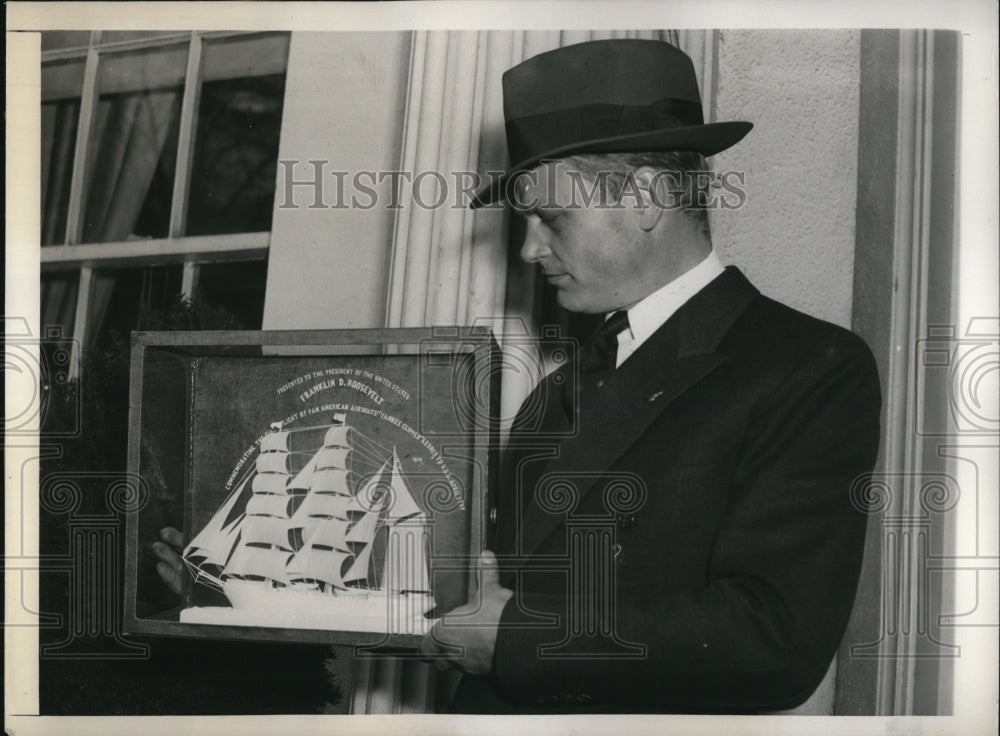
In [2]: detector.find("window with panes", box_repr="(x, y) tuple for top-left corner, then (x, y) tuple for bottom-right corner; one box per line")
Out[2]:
(41, 30), (290, 376)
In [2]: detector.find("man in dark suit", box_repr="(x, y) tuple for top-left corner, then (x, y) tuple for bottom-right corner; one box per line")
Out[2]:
(418, 39), (882, 714)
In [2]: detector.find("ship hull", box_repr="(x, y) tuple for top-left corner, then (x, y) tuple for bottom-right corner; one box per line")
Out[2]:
(179, 579), (437, 635)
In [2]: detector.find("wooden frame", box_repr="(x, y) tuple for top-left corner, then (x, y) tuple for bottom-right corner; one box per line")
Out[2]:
(123, 326), (501, 649)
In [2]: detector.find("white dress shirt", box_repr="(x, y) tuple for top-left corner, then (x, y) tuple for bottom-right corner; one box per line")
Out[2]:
(613, 251), (726, 368)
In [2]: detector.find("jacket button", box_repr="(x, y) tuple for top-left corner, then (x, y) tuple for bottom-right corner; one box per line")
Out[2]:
(578, 693), (591, 702)
(489, 507), (497, 525)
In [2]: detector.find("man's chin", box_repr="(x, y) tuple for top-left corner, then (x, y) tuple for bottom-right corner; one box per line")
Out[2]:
(554, 291), (603, 314)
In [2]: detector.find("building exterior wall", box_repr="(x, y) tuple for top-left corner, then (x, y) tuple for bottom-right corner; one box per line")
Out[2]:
(263, 31), (411, 330)
(712, 29), (862, 329)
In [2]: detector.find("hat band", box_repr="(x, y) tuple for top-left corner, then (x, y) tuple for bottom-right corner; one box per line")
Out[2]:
(505, 97), (705, 168)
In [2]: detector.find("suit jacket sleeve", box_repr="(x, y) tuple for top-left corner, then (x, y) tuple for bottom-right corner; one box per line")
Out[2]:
(491, 330), (882, 711)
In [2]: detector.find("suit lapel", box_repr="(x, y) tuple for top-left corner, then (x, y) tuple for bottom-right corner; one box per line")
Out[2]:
(493, 372), (568, 554)
(514, 267), (759, 558)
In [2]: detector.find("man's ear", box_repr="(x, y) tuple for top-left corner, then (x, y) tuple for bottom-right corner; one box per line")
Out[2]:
(632, 167), (666, 232)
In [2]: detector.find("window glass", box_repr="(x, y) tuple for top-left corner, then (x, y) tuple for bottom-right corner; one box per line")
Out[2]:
(39, 272), (81, 436)
(87, 265), (184, 347)
(40, 272), (80, 338)
(80, 43), (188, 243)
(41, 59), (84, 245)
(38, 33), (281, 375)
(196, 259), (269, 329)
(185, 34), (289, 236)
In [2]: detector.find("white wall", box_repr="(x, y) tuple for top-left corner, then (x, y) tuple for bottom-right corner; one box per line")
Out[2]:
(711, 30), (862, 329)
(263, 31), (411, 330)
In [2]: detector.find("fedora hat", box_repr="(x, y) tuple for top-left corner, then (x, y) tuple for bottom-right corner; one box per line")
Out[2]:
(471, 38), (752, 208)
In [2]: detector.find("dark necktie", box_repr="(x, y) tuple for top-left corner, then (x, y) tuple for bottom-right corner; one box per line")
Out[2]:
(580, 310), (631, 374)
(564, 310), (630, 419)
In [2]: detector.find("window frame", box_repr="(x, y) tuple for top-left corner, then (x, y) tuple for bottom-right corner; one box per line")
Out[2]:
(41, 30), (285, 376)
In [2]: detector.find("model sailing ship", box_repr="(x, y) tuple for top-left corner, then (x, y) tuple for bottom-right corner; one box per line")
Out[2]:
(178, 413), (437, 635)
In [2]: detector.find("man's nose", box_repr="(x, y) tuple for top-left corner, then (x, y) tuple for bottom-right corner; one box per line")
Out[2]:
(519, 222), (550, 263)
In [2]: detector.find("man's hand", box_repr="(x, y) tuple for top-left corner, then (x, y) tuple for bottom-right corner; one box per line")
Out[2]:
(418, 551), (513, 675)
(151, 527), (187, 595)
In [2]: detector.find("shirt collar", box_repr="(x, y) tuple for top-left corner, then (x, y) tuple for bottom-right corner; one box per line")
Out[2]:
(614, 251), (726, 348)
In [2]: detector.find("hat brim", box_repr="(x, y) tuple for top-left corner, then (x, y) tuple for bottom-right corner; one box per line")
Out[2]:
(470, 121), (753, 209)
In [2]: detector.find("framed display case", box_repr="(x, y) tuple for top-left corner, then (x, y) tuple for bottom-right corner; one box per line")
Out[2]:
(123, 326), (500, 649)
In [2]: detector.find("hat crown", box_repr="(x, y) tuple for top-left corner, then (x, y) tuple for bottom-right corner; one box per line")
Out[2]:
(470, 38), (752, 208)
(502, 39), (703, 120)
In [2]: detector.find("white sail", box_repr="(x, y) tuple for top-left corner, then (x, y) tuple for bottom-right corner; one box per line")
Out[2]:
(298, 517), (352, 551)
(345, 502), (382, 545)
(252, 473), (289, 494)
(221, 431), (298, 578)
(310, 468), (352, 495)
(386, 452), (424, 520)
(245, 493), (293, 517)
(343, 542), (374, 586)
(289, 492), (351, 521)
(243, 515), (294, 550)
(287, 453), (319, 492)
(348, 458), (391, 515)
(323, 425), (351, 448)
(287, 546), (352, 588)
(184, 473), (250, 566)
(315, 447), (351, 469)
(259, 431), (290, 453)
(257, 452), (291, 474)
(226, 545), (293, 583)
